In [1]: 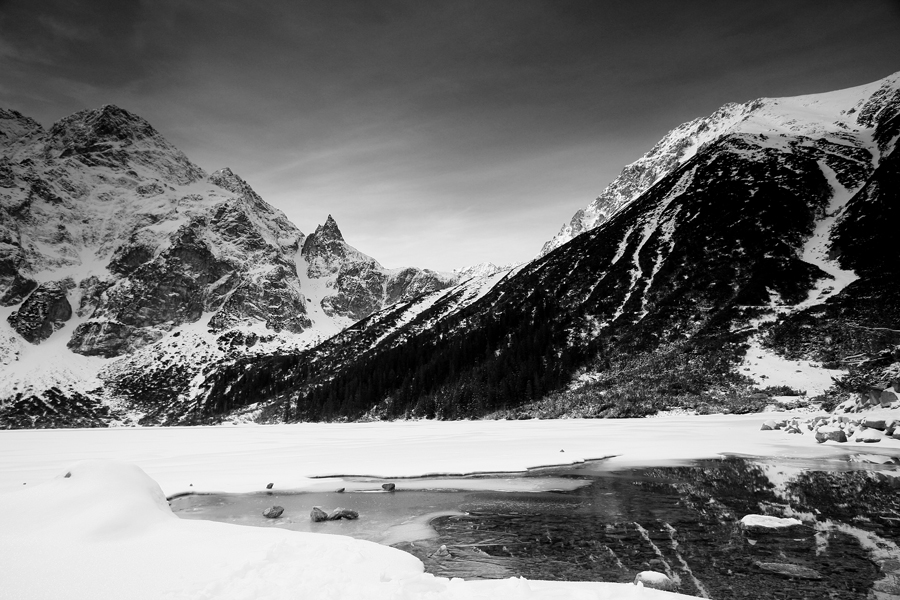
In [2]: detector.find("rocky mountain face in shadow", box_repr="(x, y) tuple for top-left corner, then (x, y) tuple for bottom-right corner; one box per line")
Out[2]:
(189, 72), (900, 424)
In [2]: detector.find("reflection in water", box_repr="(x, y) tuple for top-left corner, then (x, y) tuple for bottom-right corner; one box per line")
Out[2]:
(172, 457), (900, 600)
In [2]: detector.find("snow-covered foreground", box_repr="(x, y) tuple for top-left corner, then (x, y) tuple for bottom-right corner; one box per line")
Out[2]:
(2, 415), (898, 600)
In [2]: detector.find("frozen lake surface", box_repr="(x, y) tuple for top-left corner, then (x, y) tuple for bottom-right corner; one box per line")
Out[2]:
(172, 456), (900, 599)
(5, 415), (900, 600)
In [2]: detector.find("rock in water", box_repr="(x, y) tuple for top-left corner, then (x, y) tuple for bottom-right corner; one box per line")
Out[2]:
(633, 571), (674, 591)
(328, 507), (359, 520)
(382, 483), (396, 491)
(310, 506), (329, 522)
(262, 506), (284, 519)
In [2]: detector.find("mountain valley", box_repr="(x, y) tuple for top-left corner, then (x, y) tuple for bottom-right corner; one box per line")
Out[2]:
(1, 71), (899, 427)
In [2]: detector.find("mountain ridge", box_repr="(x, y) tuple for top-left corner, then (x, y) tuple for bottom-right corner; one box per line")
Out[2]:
(539, 71), (900, 257)
(187, 71), (900, 424)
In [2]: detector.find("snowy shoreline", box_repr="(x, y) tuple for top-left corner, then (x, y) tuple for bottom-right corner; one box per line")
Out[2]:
(4, 414), (900, 600)
(7, 413), (900, 496)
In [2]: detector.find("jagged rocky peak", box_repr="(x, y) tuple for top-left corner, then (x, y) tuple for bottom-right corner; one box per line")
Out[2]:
(301, 214), (350, 277)
(49, 104), (157, 145)
(317, 214), (344, 242)
(44, 104), (206, 185)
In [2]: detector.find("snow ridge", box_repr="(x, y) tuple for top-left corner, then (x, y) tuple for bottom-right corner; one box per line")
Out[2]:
(540, 71), (900, 256)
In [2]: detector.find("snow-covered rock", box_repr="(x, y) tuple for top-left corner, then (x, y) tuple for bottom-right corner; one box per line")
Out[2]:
(814, 426), (847, 444)
(634, 570), (675, 591)
(740, 515), (803, 530)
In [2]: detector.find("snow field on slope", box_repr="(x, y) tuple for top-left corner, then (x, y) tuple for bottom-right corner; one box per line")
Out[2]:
(739, 340), (845, 397)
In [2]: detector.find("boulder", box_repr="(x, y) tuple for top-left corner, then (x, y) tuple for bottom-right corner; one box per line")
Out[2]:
(382, 483), (396, 492)
(815, 426), (847, 443)
(862, 417), (888, 431)
(880, 389), (899, 407)
(310, 506), (329, 522)
(855, 428), (884, 443)
(755, 562), (822, 580)
(328, 507), (359, 520)
(262, 506), (284, 519)
(634, 571), (675, 591)
(760, 420), (777, 431)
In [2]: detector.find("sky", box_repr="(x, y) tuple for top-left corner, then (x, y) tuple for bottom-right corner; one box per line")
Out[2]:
(1, 1), (899, 271)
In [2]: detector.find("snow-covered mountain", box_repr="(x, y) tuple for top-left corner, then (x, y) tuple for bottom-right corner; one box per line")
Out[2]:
(195, 71), (900, 424)
(0, 105), (467, 426)
(539, 73), (900, 256)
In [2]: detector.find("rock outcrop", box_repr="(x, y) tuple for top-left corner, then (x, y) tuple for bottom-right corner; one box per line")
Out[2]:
(7, 279), (73, 343)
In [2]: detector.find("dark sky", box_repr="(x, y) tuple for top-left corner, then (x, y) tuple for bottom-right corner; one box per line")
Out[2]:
(2, 0), (899, 270)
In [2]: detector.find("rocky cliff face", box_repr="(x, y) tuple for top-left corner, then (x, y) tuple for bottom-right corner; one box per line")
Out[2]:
(192, 71), (900, 424)
(0, 105), (461, 427)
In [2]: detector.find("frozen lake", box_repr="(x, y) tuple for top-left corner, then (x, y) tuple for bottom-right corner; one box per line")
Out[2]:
(6, 415), (900, 600)
(172, 455), (900, 599)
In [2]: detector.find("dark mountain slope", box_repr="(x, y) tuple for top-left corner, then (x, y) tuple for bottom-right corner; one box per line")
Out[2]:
(190, 110), (897, 422)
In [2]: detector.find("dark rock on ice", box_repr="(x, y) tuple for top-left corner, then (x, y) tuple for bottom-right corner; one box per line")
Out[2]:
(328, 507), (359, 520)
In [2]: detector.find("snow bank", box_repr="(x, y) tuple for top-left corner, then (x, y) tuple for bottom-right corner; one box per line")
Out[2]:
(0, 460), (693, 600)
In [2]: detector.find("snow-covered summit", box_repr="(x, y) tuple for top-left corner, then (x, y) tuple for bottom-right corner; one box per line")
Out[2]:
(45, 104), (206, 186)
(539, 70), (900, 256)
(452, 262), (516, 280)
